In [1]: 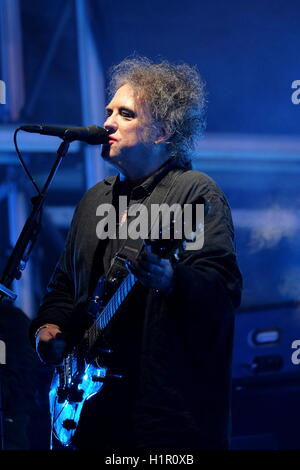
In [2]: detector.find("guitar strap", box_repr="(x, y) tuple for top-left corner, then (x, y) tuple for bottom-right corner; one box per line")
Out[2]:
(106, 166), (185, 284)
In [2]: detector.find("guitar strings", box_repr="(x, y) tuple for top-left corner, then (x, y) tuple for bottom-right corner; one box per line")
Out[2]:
(71, 273), (137, 362)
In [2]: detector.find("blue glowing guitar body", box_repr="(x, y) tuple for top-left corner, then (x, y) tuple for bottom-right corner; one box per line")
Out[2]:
(49, 356), (108, 447)
(49, 269), (137, 447)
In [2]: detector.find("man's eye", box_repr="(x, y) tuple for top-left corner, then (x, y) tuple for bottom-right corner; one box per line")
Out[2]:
(121, 110), (135, 118)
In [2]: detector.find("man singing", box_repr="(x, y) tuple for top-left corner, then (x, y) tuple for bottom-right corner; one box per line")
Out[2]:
(29, 57), (242, 450)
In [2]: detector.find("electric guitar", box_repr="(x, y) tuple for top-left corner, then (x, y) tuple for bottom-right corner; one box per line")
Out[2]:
(49, 238), (186, 447)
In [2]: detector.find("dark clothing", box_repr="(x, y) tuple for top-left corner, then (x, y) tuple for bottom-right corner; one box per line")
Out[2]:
(29, 158), (242, 449)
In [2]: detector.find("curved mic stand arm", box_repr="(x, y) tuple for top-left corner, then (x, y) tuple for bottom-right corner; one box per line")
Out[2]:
(0, 138), (70, 302)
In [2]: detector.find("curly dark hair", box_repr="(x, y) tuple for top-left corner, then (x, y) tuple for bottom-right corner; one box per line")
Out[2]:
(107, 57), (206, 169)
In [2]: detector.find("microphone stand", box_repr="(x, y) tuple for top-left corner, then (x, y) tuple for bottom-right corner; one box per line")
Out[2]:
(0, 138), (71, 450)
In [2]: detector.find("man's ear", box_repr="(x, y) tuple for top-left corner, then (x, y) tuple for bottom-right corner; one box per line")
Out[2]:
(153, 135), (167, 144)
(153, 126), (171, 144)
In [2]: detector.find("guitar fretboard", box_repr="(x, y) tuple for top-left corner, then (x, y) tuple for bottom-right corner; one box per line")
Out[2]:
(97, 273), (136, 330)
(84, 272), (137, 350)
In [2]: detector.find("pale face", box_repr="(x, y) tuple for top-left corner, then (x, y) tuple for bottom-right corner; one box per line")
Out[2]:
(102, 83), (150, 158)
(101, 83), (168, 179)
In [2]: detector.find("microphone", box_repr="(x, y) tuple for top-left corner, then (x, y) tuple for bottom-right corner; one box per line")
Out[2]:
(19, 124), (109, 145)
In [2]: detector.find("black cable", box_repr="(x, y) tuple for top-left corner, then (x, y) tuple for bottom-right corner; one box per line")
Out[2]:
(13, 128), (41, 196)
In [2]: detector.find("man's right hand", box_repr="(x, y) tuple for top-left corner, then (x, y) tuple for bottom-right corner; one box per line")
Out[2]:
(35, 324), (67, 365)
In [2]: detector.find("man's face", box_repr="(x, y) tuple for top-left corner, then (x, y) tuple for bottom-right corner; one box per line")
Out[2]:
(102, 83), (153, 161)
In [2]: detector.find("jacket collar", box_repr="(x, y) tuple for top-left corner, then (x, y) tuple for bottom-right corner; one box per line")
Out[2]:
(103, 156), (181, 197)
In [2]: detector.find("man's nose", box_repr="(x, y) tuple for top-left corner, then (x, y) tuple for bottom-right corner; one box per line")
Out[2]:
(104, 114), (118, 133)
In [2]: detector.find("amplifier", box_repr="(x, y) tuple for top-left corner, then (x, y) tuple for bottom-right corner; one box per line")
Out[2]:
(232, 306), (300, 382)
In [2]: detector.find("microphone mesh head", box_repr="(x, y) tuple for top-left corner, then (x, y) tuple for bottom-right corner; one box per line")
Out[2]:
(85, 126), (109, 145)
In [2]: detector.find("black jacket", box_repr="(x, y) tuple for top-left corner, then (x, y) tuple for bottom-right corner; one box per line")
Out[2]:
(29, 159), (242, 449)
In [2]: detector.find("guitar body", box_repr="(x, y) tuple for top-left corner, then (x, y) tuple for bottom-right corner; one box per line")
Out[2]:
(49, 269), (131, 448)
(50, 355), (107, 447)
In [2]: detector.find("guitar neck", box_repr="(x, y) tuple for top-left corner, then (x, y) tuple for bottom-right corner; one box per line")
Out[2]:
(84, 272), (137, 349)
(98, 272), (137, 329)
